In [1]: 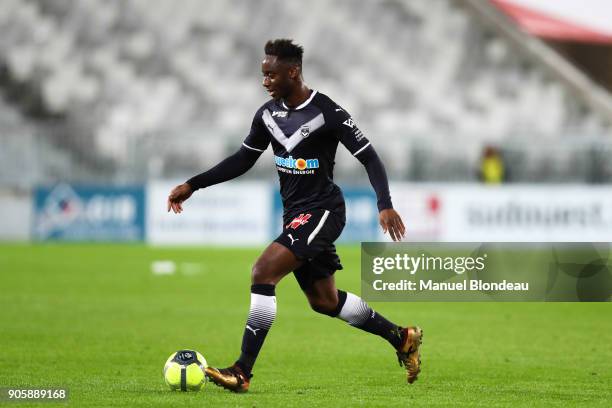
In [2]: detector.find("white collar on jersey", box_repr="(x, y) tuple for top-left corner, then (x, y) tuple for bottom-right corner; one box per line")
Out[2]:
(281, 90), (317, 110)
(262, 108), (325, 153)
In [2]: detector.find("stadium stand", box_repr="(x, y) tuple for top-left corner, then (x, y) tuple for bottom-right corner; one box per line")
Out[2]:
(1, 0), (611, 186)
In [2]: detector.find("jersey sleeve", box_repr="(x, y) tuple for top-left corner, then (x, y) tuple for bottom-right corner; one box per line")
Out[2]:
(325, 99), (393, 210)
(242, 108), (270, 153)
(329, 105), (371, 157)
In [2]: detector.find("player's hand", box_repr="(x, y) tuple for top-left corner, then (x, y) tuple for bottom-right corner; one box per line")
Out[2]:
(167, 183), (193, 214)
(379, 208), (406, 242)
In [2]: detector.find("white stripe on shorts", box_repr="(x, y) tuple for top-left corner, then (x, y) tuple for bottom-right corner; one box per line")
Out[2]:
(307, 210), (330, 245)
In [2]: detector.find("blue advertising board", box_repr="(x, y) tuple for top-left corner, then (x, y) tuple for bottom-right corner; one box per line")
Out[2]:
(271, 187), (379, 242)
(33, 184), (145, 241)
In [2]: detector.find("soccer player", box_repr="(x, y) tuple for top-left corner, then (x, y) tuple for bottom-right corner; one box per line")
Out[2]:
(167, 39), (422, 392)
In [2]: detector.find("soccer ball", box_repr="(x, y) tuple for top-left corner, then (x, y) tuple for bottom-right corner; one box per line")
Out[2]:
(163, 349), (208, 391)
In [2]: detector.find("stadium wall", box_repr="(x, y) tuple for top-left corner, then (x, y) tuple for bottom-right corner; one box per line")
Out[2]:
(3, 183), (612, 243)
(147, 181), (271, 245)
(0, 189), (31, 241)
(31, 184), (145, 241)
(392, 183), (612, 242)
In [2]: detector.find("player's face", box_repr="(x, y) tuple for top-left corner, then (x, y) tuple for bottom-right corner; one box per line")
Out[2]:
(261, 55), (295, 100)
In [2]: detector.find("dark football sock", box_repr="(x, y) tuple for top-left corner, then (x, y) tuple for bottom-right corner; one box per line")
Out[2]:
(334, 290), (403, 350)
(235, 284), (276, 376)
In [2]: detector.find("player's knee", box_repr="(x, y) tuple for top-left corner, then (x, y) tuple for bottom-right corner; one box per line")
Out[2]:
(251, 260), (275, 284)
(309, 297), (338, 316)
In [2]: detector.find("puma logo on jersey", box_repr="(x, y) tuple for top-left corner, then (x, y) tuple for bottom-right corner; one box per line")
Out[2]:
(343, 118), (355, 128)
(246, 325), (260, 336)
(272, 111), (287, 118)
(287, 234), (299, 245)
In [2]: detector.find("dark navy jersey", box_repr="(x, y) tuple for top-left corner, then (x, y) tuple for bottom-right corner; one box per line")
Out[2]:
(242, 91), (372, 219)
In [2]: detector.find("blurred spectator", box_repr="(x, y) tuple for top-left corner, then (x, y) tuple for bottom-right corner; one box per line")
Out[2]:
(479, 146), (505, 184)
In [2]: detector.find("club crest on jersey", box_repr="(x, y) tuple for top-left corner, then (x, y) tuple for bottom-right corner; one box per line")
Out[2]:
(300, 126), (310, 139)
(272, 111), (287, 118)
(286, 213), (312, 230)
(342, 118), (355, 128)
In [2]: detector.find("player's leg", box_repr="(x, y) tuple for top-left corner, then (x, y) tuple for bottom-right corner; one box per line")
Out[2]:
(206, 242), (301, 392)
(300, 268), (423, 384)
(303, 275), (404, 349)
(238, 242), (301, 372)
(290, 208), (405, 348)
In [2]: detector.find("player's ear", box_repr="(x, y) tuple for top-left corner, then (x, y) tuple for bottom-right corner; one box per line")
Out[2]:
(288, 65), (300, 81)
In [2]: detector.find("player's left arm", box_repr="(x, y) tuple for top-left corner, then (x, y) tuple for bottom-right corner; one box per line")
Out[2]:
(355, 146), (405, 241)
(333, 108), (406, 241)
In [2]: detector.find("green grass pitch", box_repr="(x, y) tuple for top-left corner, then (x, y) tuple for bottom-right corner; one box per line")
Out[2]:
(0, 244), (610, 407)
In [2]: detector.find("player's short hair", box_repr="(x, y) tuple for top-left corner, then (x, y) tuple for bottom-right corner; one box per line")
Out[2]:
(264, 39), (303, 66)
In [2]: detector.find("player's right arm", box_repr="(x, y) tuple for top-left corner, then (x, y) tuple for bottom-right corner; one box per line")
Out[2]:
(167, 110), (270, 214)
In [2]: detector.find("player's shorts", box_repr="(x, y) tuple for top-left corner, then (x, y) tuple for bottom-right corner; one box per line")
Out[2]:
(274, 207), (346, 291)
